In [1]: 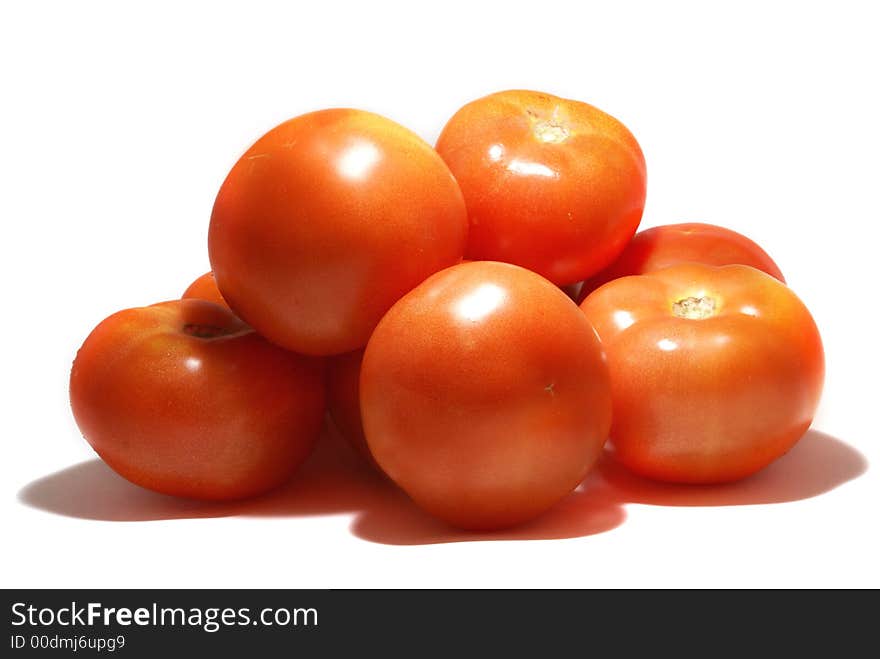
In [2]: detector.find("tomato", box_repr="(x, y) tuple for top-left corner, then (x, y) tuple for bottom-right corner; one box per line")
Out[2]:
(209, 108), (468, 356)
(326, 349), (376, 466)
(579, 263), (824, 483)
(182, 271), (228, 308)
(579, 222), (785, 300)
(69, 299), (326, 500)
(361, 261), (612, 530)
(435, 89), (646, 285)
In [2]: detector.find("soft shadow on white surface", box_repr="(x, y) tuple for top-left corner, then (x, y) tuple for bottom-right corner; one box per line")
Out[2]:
(18, 427), (865, 545)
(17, 422), (626, 542)
(17, 422), (385, 522)
(594, 429), (867, 507)
(349, 429), (865, 545)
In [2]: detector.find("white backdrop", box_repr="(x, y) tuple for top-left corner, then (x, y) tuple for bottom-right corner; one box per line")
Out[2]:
(2, 0), (877, 588)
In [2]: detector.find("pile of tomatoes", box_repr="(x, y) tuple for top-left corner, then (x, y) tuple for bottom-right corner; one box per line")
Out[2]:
(70, 90), (824, 531)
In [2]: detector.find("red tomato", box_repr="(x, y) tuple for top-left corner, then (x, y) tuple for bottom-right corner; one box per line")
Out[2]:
(436, 90), (647, 285)
(209, 109), (468, 356)
(579, 222), (785, 300)
(69, 299), (326, 500)
(326, 349), (376, 466)
(579, 263), (824, 483)
(182, 271), (228, 308)
(361, 261), (612, 530)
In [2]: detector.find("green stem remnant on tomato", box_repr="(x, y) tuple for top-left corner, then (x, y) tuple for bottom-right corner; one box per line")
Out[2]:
(672, 296), (716, 320)
(182, 323), (232, 339)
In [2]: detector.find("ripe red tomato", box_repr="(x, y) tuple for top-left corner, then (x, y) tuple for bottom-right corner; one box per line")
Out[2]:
(361, 261), (612, 530)
(326, 349), (375, 466)
(182, 271), (228, 308)
(579, 263), (824, 483)
(579, 222), (785, 300)
(209, 109), (468, 356)
(436, 90), (647, 285)
(69, 299), (326, 500)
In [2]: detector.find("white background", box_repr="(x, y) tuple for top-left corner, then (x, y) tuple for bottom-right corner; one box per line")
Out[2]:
(2, 1), (878, 588)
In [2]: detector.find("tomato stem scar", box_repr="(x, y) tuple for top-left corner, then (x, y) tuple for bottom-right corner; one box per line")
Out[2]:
(182, 323), (231, 339)
(533, 120), (570, 144)
(672, 296), (716, 319)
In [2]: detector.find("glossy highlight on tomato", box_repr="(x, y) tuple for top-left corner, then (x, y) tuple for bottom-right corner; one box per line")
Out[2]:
(436, 90), (647, 285)
(580, 263), (824, 483)
(69, 299), (326, 500)
(209, 108), (468, 356)
(361, 261), (612, 530)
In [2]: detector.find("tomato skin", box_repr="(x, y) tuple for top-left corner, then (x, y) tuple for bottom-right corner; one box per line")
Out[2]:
(579, 263), (824, 483)
(579, 222), (785, 300)
(436, 90), (646, 285)
(361, 261), (612, 530)
(182, 271), (228, 308)
(69, 299), (326, 500)
(326, 349), (376, 466)
(209, 108), (468, 356)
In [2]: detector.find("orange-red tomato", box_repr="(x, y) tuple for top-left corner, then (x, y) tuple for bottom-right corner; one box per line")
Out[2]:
(579, 222), (785, 300)
(580, 263), (824, 483)
(436, 90), (646, 285)
(69, 299), (326, 500)
(209, 109), (468, 356)
(326, 349), (375, 466)
(361, 261), (612, 530)
(182, 271), (228, 308)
